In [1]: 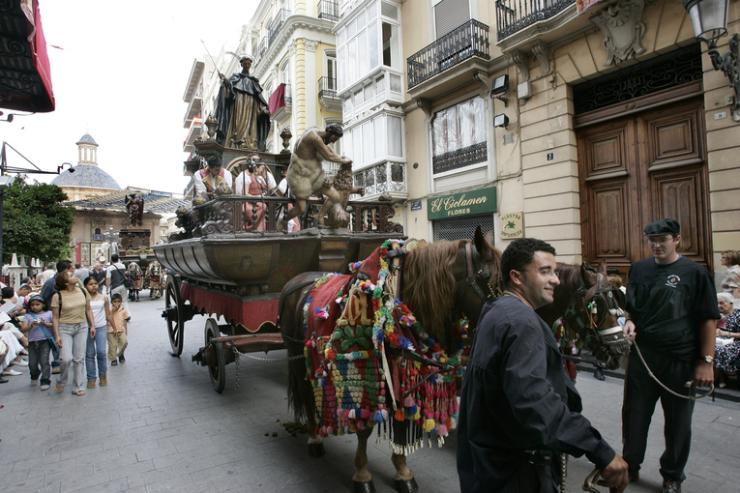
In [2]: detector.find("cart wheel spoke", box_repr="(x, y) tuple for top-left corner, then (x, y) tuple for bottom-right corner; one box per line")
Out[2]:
(165, 276), (185, 356)
(204, 318), (226, 393)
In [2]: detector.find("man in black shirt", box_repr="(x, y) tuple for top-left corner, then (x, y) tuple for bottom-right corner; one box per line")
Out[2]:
(457, 238), (628, 493)
(622, 219), (720, 493)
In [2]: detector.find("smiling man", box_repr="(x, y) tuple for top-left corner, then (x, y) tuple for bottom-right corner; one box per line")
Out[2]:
(621, 219), (720, 493)
(457, 238), (628, 493)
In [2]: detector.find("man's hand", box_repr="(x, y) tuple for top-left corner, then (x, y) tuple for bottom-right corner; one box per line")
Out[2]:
(694, 361), (714, 388)
(342, 158), (352, 166)
(600, 454), (629, 493)
(90, 327), (96, 339)
(623, 320), (637, 342)
(55, 336), (62, 348)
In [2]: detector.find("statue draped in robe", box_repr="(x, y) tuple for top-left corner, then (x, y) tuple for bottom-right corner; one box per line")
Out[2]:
(215, 56), (270, 151)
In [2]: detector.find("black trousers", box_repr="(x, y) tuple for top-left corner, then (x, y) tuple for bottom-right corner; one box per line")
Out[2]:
(28, 339), (51, 385)
(622, 349), (695, 482)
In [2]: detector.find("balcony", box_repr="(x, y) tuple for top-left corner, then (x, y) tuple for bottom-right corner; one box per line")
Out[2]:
(256, 38), (267, 60)
(317, 0), (339, 22)
(318, 76), (340, 110)
(271, 83), (292, 121)
(268, 9), (291, 46)
(495, 0), (580, 48)
(183, 118), (204, 153)
(432, 142), (487, 175)
(407, 19), (490, 91)
(183, 87), (202, 128)
(353, 161), (407, 199)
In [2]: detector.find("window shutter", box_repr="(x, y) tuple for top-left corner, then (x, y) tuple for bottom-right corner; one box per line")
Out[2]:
(434, 0), (470, 39)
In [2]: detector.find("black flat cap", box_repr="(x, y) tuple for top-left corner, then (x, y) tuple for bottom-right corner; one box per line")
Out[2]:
(644, 218), (680, 236)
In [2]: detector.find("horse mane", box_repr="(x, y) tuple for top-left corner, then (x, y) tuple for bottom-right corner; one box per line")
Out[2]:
(401, 240), (464, 345)
(537, 263), (585, 326)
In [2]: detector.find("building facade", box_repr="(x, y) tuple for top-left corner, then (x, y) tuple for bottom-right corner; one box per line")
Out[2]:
(397, 0), (740, 275)
(249, 0), (342, 153)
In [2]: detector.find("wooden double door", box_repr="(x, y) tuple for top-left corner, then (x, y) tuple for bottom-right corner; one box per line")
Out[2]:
(577, 97), (712, 276)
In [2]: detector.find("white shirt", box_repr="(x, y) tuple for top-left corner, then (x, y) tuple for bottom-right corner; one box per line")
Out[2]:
(106, 262), (126, 281)
(234, 170), (276, 196)
(38, 269), (55, 284)
(193, 169), (233, 197)
(277, 178), (288, 196)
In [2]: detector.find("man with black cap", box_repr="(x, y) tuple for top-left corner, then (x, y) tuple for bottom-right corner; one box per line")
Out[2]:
(622, 218), (720, 493)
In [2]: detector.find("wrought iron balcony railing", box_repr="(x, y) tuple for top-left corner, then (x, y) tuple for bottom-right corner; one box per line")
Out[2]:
(495, 0), (576, 40)
(407, 19), (490, 90)
(268, 9), (291, 45)
(318, 76), (338, 99)
(317, 0), (339, 22)
(432, 142), (487, 175)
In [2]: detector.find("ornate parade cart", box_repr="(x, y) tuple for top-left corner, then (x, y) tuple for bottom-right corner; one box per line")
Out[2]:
(155, 128), (403, 393)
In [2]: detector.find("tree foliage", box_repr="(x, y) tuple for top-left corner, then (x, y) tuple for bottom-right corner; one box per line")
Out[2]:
(2, 180), (74, 263)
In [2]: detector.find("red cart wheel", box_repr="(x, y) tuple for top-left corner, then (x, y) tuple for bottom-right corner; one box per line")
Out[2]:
(204, 318), (226, 393)
(164, 276), (186, 356)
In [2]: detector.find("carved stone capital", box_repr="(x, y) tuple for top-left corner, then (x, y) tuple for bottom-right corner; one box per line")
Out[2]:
(591, 0), (647, 66)
(531, 41), (552, 76)
(510, 50), (530, 82)
(303, 39), (319, 53)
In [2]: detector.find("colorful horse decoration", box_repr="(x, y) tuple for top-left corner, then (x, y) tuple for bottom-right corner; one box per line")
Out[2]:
(280, 227), (501, 493)
(127, 261), (144, 302)
(145, 260), (163, 299)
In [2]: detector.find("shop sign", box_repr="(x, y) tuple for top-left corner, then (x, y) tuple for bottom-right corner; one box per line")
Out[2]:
(410, 199), (422, 211)
(500, 212), (524, 240)
(427, 187), (496, 220)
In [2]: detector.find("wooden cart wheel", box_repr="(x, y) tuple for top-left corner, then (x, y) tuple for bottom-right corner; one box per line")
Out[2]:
(204, 318), (226, 393)
(164, 276), (185, 356)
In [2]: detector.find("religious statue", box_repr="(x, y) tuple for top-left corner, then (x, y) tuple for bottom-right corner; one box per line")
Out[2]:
(317, 160), (363, 228)
(215, 55), (270, 151)
(125, 193), (144, 227)
(282, 124), (352, 230)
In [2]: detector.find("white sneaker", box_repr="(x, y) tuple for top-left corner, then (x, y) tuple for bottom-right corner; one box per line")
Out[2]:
(13, 358), (29, 367)
(40, 384), (50, 391)
(2, 368), (22, 376)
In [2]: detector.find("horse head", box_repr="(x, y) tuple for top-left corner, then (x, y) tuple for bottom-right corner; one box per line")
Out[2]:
(402, 226), (502, 354)
(560, 262), (630, 369)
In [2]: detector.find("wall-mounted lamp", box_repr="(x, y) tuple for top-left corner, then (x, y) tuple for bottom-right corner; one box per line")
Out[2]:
(683, 0), (739, 116)
(493, 113), (509, 129)
(0, 111), (14, 123)
(491, 74), (509, 107)
(57, 162), (75, 174)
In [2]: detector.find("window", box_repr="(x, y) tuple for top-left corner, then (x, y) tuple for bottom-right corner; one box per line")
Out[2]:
(434, 0), (470, 39)
(382, 22), (400, 69)
(432, 97), (487, 174)
(326, 54), (336, 90)
(433, 215), (494, 241)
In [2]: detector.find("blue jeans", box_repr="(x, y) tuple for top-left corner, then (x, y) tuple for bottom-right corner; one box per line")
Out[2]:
(86, 325), (107, 380)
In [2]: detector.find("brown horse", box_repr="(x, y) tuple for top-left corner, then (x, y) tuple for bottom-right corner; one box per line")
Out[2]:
(537, 262), (629, 378)
(279, 227), (501, 493)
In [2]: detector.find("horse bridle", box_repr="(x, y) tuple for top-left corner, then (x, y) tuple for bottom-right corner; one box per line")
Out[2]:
(463, 242), (500, 305)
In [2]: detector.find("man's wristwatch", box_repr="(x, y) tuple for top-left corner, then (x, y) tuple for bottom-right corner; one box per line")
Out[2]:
(701, 355), (714, 364)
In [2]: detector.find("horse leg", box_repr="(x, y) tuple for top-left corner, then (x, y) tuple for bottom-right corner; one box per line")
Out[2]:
(391, 453), (418, 493)
(353, 427), (375, 493)
(306, 413), (325, 457)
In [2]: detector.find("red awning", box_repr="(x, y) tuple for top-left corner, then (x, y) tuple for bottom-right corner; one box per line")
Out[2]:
(0, 0), (55, 112)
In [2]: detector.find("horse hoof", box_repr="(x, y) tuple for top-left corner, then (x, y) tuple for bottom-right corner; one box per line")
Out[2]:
(307, 443), (325, 457)
(352, 480), (375, 493)
(394, 478), (418, 493)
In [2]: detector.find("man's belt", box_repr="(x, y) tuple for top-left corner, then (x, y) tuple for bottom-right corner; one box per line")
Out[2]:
(523, 449), (555, 465)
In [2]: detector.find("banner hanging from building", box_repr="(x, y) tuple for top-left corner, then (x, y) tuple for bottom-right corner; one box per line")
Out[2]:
(427, 186), (496, 220)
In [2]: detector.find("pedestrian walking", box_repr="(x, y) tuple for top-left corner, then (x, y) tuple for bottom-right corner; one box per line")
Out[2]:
(19, 294), (53, 390)
(107, 293), (130, 366)
(90, 262), (107, 295)
(457, 238), (628, 493)
(106, 254), (129, 306)
(84, 277), (110, 389)
(41, 260), (76, 374)
(51, 272), (95, 396)
(622, 219), (720, 493)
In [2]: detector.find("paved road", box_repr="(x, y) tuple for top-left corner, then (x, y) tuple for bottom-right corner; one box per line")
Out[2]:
(1, 297), (739, 492)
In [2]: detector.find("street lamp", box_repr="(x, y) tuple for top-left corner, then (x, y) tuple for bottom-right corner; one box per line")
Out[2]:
(683, 0), (739, 117)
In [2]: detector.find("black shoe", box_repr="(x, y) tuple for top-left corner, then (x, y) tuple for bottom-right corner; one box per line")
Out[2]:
(110, 360), (118, 366)
(662, 480), (681, 493)
(118, 354), (125, 364)
(0, 376), (8, 384)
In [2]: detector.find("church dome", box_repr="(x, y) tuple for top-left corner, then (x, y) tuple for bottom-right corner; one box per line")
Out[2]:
(52, 164), (120, 190)
(76, 133), (98, 146)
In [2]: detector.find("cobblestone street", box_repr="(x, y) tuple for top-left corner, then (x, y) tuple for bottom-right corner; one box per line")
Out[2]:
(1, 297), (740, 493)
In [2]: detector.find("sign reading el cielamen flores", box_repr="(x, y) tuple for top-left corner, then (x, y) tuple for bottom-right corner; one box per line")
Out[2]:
(427, 187), (496, 220)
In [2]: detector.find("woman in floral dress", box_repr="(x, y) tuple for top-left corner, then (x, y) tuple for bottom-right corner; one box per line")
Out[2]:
(715, 292), (740, 387)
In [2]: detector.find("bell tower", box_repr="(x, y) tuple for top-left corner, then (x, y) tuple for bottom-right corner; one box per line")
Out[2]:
(76, 133), (99, 165)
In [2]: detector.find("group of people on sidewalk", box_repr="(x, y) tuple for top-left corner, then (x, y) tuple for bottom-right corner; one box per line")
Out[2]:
(0, 256), (131, 396)
(458, 219), (720, 493)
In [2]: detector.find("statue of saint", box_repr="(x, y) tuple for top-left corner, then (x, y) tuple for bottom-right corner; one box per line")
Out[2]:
(215, 55), (270, 151)
(125, 193), (145, 227)
(282, 124), (352, 229)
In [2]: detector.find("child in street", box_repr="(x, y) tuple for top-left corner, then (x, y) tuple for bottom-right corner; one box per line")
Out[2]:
(84, 277), (110, 388)
(19, 294), (54, 390)
(108, 293), (129, 366)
